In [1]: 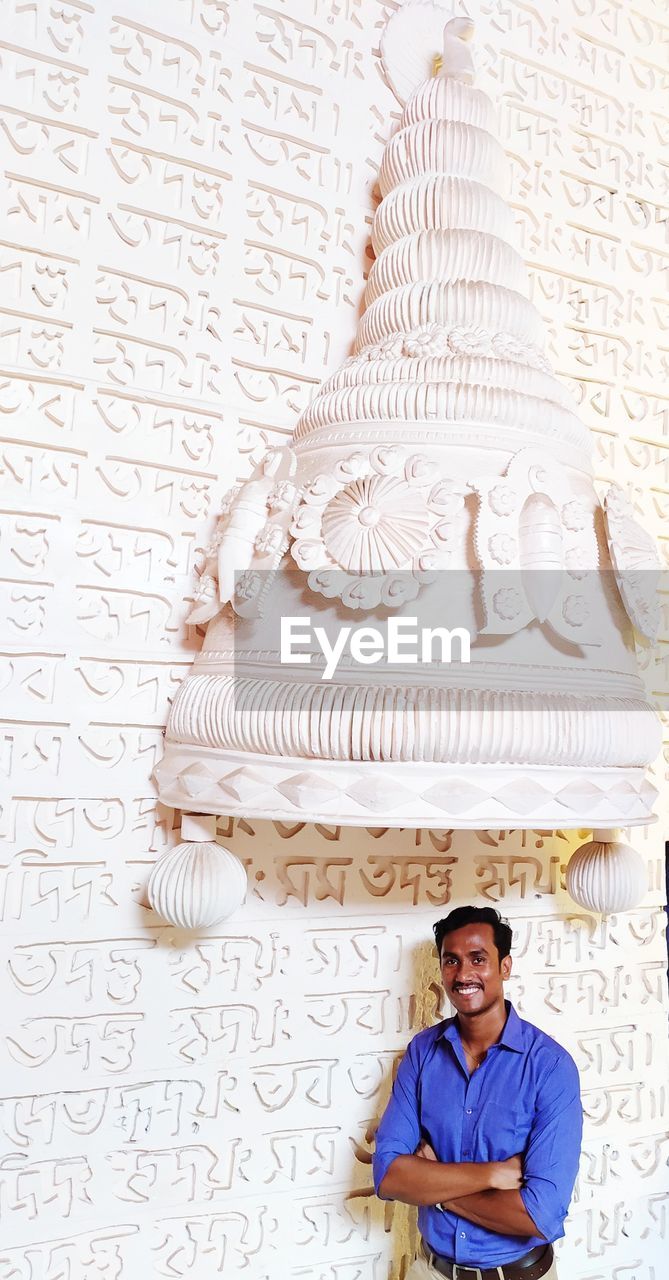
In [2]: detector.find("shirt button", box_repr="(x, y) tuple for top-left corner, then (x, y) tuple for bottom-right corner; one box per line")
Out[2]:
(466, 1108), (472, 1114)
(460, 1231), (466, 1239)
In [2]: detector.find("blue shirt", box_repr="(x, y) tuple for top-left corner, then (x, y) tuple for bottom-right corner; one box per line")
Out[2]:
(373, 1002), (582, 1267)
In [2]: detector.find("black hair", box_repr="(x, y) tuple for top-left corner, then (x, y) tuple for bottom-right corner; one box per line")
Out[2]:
(433, 906), (512, 963)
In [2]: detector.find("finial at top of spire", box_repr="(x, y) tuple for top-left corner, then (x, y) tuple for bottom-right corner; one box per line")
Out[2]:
(437, 17), (475, 83)
(382, 5), (477, 105)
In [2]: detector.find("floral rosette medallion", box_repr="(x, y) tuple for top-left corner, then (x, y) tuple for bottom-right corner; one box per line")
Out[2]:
(289, 447), (445, 609)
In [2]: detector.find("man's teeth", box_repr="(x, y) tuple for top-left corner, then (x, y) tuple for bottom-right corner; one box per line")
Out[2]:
(455, 984), (480, 992)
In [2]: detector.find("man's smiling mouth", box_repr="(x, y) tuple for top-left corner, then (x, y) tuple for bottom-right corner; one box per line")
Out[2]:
(453, 983), (482, 994)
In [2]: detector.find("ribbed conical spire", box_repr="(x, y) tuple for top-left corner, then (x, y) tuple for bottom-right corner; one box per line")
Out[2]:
(155, 11), (660, 850)
(294, 66), (588, 453)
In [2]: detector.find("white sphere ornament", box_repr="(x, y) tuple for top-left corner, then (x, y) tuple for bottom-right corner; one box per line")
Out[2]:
(565, 829), (647, 914)
(147, 813), (247, 928)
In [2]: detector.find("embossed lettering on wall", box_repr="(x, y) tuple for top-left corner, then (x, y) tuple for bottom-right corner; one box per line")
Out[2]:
(0, 0), (667, 1275)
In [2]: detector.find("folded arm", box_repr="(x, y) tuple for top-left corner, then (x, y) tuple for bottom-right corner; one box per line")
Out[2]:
(438, 1188), (542, 1237)
(443, 1053), (582, 1243)
(373, 1042), (523, 1209)
(379, 1153), (521, 1207)
(415, 1142), (534, 1233)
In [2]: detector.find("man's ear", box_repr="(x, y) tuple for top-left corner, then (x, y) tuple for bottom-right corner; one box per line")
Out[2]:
(501, 955), (512, 980)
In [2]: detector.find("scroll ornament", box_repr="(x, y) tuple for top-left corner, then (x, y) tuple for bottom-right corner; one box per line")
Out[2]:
(187, 447), (299, 624)
(469, 448), (601, 644)
(603, 485), (661, 641)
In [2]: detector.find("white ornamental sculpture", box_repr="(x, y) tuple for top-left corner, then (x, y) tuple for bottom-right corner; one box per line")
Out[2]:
(147, 814), (247, 928)
(564, 829), (648, 915)
(151, 7), (661, 922)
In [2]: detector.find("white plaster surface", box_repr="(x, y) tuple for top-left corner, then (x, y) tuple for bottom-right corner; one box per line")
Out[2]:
(0, 0), (667, 1276)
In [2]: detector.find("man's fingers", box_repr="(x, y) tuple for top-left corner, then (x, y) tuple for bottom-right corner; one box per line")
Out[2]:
(415, 1141), (438, 1161)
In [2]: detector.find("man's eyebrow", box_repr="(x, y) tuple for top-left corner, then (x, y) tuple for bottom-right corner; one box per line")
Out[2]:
(440, 946), (489, 958)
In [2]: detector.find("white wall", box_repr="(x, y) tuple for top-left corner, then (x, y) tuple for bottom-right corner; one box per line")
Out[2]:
(1, 0), (667, 1276)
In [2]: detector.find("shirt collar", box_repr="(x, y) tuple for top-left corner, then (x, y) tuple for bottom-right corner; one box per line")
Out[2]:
(438, 1000), (525, 1053)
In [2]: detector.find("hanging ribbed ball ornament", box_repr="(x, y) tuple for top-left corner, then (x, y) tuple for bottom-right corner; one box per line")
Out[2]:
(565, 828), (647, 914)
(148, 813), (247, 928)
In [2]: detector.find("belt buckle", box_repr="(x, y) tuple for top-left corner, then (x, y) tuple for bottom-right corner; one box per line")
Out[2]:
(453, 1267), (482, 1280)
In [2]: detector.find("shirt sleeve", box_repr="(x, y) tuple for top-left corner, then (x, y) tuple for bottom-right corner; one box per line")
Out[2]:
(519, 1051), (582, 1242)
(372, 1037), (423, 1198)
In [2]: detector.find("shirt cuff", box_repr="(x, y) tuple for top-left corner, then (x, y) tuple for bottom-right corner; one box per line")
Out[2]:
(373, 1149), (404, 1198)
(519, 1183), (565, 1243)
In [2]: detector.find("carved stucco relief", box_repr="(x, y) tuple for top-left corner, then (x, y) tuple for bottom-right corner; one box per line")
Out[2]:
(0, 0), (667, 1275)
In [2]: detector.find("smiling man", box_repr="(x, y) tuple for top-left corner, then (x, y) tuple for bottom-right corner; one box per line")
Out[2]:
(373, 906), (582, 1280)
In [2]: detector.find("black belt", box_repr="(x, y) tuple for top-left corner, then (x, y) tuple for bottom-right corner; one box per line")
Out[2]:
(422, 1241), (553, 1280)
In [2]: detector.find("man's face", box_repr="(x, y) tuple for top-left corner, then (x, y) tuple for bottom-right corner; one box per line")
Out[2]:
(439, 922), (511, 1016)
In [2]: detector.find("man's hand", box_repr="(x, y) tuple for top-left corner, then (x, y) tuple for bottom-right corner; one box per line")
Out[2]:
(415, 1145), (522, 1190)
(490, 1155), (523, 1191)
(437, 1156), (540, 1239)
(379, 1146), (521, 1207)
